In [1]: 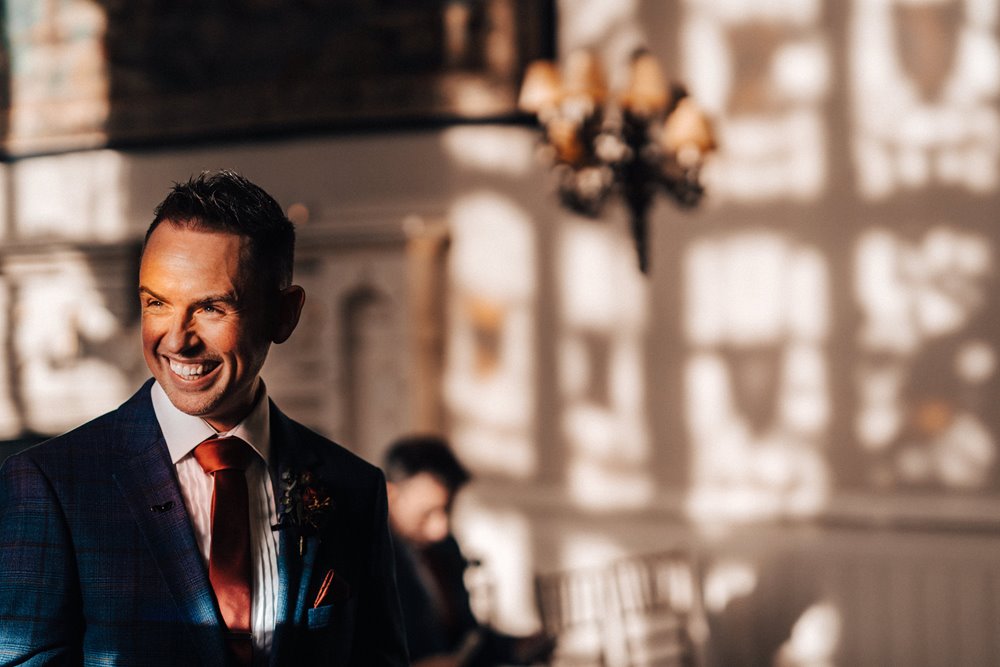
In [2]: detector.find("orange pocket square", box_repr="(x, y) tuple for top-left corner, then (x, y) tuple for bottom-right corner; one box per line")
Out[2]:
(313, 569), (351, 608)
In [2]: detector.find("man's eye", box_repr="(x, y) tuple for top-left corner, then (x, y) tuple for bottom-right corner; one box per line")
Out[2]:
(144, 299), (163, 308)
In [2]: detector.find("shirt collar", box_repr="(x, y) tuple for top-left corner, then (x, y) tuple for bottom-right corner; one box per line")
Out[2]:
(151, 380), (271, 465)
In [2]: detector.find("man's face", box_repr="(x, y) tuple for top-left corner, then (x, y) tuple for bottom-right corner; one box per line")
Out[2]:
(387, 472), (453, 547)
(140, 222), (277, 432)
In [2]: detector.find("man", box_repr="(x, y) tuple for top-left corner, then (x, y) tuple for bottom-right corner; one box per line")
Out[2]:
(384, 435), (554, 667)
(0, 171), (408, 665)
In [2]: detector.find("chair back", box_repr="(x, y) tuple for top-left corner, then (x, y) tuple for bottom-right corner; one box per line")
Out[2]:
(613, 551), (708, 667)
(535, 550), (708, 667)
(536, 564), (615, 666)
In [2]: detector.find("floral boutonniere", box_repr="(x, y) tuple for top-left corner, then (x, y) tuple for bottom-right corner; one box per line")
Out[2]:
(272, 469), (334, 556)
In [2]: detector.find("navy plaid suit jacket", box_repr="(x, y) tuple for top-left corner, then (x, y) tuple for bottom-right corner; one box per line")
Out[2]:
(0, 380), (408, 666)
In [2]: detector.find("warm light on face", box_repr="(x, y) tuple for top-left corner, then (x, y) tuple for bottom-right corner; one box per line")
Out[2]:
(388, 473), (453, 547)
(139, 224), (273, 432)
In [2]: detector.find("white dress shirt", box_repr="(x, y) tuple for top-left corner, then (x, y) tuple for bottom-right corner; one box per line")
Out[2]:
(151, 382), (279, 664)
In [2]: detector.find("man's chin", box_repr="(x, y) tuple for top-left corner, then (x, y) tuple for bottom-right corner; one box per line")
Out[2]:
(158, 381), (221, 418)
(166, 395), (219, 420)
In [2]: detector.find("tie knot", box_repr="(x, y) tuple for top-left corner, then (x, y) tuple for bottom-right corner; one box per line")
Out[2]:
(194, 437), (256, 474)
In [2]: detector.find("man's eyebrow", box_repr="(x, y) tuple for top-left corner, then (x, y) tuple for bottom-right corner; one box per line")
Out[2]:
(138, 286), (240, 305)
(138, 286), (164, 301)
(195, 293), (241, 307)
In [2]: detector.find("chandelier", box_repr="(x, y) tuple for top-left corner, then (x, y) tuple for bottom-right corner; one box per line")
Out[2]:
(518, 49), (716, 273)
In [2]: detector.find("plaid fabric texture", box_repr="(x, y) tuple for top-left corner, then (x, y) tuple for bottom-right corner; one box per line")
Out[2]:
(0, 380), (408, 666)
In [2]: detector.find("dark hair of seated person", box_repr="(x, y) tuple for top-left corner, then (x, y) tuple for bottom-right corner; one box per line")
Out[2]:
(383, 435), (471, 495)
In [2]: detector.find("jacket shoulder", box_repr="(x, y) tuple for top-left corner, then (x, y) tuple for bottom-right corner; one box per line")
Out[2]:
(270, 406), (385, 487)
(291, 421), (381, 473)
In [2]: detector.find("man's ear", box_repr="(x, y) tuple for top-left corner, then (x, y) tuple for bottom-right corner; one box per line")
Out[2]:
(272, 285), (306, 344)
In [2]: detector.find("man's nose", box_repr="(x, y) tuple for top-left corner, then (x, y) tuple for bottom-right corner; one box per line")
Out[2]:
(425, 513), (450, 543)
(161, 313), (200, 353)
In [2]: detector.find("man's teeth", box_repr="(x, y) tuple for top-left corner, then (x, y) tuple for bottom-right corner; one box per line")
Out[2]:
(170, 361), (215, 378)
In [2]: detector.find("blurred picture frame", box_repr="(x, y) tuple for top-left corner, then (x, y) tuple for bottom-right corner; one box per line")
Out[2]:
(0, 0), (555, 157)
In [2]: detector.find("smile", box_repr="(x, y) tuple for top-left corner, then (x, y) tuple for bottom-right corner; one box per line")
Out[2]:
(168, 359), (220, 380)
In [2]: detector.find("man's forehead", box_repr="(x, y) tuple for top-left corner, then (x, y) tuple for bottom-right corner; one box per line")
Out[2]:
(148, 218), (249, 246)
(139, 223), (258, 293)
(141, 222), (252, 269)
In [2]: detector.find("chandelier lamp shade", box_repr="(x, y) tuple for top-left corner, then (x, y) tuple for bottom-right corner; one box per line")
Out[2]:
(519, 49), (716, 272)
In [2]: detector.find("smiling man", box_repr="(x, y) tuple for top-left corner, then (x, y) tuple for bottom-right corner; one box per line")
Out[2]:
(140, 222), (276, 430)
(0, 171), (408, 666)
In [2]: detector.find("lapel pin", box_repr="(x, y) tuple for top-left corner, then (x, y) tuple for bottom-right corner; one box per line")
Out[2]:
(150, 501), (175, 513)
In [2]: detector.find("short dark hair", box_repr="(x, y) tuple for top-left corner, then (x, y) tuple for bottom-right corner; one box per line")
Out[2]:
(144, 170), (296, 291)
(384, 435), (471, 495)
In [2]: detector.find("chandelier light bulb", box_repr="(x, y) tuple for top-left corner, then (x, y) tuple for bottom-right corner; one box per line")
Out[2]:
(518, 60), (562, 114)
(663, 97), (717, 166)
(561, 50), (607, 104)
(622, 51), (669, 117)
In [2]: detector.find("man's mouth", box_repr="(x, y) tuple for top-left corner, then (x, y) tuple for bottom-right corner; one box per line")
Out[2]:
(168, 359), (220, 380)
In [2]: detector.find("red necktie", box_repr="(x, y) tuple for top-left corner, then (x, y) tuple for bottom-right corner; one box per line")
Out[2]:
(194, 436), (255, 665)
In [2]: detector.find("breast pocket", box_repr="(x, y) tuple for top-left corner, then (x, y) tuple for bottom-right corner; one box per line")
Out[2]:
(305, 596), (358, 663)
(307, 594), (357, 631)
(307, 603), (335, 629)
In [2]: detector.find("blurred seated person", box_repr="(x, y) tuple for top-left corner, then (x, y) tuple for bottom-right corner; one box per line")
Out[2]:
(384, 435), (555, 667)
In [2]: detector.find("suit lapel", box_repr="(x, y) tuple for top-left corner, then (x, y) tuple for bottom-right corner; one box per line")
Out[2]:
(271, 521), (303, 665)
(270, 529), (321, 666)
(268, 403), (324, 665)
(111, 381), (228, 666)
